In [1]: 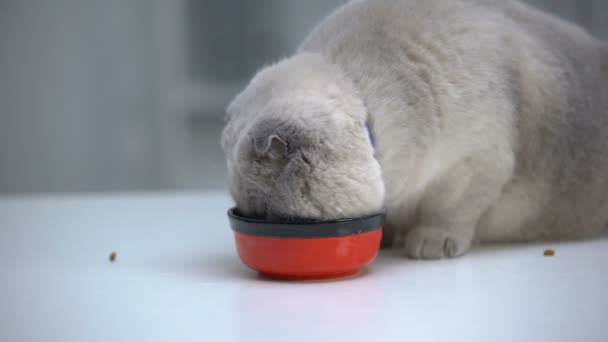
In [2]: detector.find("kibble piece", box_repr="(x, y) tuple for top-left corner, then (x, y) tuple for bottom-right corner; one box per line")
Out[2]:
(109, 251), (117, 262)
(543, 249), (555, 257)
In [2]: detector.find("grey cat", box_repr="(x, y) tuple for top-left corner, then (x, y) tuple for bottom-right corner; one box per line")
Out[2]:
(221, 0), (608, 259)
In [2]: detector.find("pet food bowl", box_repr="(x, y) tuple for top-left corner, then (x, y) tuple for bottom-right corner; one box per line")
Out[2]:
(228, 208), (384, 280)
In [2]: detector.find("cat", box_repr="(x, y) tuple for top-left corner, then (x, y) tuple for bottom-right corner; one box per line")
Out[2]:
(221, 0), (608, 259)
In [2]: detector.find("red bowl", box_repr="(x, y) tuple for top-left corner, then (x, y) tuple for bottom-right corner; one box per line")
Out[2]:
(228, 208), (384, 280)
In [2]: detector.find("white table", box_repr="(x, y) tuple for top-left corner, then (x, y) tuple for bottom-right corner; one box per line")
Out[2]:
(1, 191), (607, 342)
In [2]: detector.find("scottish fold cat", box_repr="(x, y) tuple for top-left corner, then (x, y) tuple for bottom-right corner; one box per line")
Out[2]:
(221, 0), (608, 259)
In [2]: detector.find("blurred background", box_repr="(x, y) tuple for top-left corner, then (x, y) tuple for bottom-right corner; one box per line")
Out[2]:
(0, 0), (606, 195)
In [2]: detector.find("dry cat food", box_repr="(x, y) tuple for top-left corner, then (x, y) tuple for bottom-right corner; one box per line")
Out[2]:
(109, 251), (117, 262)
(543, 249), (555, 257)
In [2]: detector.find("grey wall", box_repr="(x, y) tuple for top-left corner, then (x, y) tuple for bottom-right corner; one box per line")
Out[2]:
(0, 0), (606, 194)
(0, 0), (160, 193)
(527, 0), (608, 38)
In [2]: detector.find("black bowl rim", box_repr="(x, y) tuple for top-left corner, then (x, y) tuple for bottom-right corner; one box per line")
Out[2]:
(228, 207), (385, 239)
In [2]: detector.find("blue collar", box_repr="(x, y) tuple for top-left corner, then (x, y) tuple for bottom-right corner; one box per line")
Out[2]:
(365, 120), (375, 147)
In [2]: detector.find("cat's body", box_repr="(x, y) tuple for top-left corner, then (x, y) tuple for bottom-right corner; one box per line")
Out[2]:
(222, 0), (608, 259)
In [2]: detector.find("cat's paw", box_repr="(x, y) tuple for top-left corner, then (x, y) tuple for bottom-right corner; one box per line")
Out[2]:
(404, 226), (472, 260)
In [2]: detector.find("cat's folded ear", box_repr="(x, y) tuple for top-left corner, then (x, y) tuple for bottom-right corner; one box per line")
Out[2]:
(249, 118), (297, 161)
(248, 117), (319, 163)
(254, 134), (288, 159)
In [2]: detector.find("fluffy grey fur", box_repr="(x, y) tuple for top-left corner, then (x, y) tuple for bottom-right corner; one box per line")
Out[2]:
(221, 0), (608, 259)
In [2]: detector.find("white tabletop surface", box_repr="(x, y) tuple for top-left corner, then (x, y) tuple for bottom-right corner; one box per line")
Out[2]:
(1, 191), (607, 342)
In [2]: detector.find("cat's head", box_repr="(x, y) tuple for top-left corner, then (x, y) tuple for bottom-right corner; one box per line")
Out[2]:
(221, 53), (384, 220)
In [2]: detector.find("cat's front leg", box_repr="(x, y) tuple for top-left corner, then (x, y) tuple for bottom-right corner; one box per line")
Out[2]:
(403, 151), (514, 259)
